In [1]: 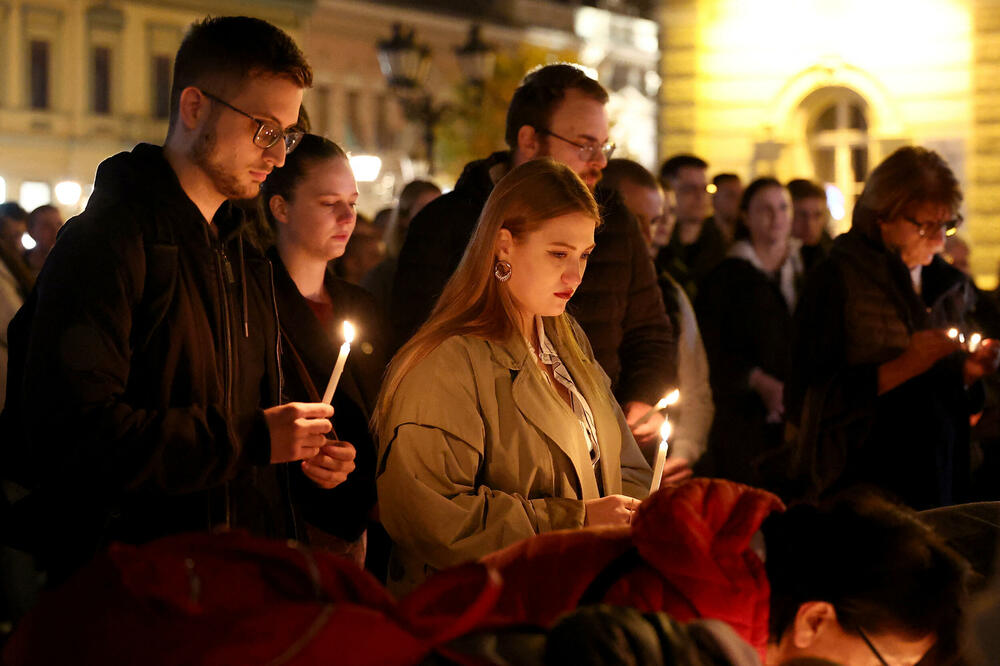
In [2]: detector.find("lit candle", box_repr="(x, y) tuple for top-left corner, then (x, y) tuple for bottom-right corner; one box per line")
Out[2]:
(649, 417), (672, 494)
(321, 321), (355, 404)
(634, 389), (680, 427)
(947, 327), (960, 341)
(969, 332), (983, 353)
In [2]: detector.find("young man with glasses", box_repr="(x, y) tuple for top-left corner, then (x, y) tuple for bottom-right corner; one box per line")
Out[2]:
(1, 17), (349, 582)
(391, 63), (676, 452)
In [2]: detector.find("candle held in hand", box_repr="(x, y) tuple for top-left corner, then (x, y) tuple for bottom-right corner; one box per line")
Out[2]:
(634, 388), (680, 428)
(322, 321), (355, 404)
(649, 417), (672, 494)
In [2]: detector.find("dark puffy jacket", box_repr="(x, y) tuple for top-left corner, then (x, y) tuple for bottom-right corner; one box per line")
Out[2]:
(1, 144), (291, 579)
(390, 152), (676, 405)
(268, 249), (383, 542)
(783, 225), (979, 508)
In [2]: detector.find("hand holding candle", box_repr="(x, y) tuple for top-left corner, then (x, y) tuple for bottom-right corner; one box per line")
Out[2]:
(322, 321), (355, 404)
(634, 389), (680, 428)
(649, 416), (672, 494)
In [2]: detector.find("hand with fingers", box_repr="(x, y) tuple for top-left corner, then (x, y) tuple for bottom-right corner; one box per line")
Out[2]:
(263, 402), (335, 464)
(584, 494), (640, 527)
(302, 441), (357, 489)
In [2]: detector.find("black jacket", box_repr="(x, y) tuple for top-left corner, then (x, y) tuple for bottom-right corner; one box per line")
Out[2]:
(268, 249), (383, 542)
(1, 144), (292, 577)
(656, 216), (728, 303)
(783, 225), (979, 508)
(390, 152), (676, 405)
(694, 255), (796, 485)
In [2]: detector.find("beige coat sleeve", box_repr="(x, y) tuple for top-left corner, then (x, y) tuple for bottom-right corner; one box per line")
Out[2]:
(377, 339), (586, 572)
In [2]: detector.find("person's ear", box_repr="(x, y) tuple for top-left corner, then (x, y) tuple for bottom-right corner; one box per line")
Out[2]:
(495, 228), (514, 262)
(791, 601), (838, 649)
(269, 194), (290, 225)
(516, 125), (542, 160)
(177, 86), (210, 131)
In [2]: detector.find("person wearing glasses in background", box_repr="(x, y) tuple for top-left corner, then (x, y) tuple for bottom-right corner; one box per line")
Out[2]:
(0, 17), (338, 584)
(391, 64), (676, 453)
(782, 146), (1000, 509)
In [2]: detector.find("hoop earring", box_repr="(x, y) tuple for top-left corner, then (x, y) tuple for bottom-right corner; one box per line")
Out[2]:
(494, 260), (512, 282)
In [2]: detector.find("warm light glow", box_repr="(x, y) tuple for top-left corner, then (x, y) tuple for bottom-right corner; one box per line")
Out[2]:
(343, 321), (356, 344)
(20, 232), (36, 251)
(654, 389), (680, 410)
(0, 176), (6, 202)
(659, 417), (672, 442)
(706, 183), (718, 195)
(348, 155), (382, 183)
(54, 180), (82, 206)
(947, 328), (959, 340)
(19, 181), (51, 212)
(969, 332), (982, 353)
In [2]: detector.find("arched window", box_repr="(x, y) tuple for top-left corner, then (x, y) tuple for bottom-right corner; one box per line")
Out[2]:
(800, 87), (872, 230)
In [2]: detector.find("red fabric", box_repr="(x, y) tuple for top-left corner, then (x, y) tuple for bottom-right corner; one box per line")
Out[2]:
(479, 478), (783, 658)
(305, 298), (335, 332)
(3, 530), (500, 666)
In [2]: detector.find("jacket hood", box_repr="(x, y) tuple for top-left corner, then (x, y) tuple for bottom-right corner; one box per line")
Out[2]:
(453, 150), (511, 201)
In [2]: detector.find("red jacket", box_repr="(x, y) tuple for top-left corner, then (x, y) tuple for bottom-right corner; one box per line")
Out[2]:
(479, 478), (782, 657)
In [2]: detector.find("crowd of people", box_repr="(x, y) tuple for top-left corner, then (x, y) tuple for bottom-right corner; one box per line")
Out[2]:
(1, 14), (999, 665)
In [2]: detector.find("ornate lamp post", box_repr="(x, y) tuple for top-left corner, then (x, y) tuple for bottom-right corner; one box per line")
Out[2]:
(377, 23), (494, 175)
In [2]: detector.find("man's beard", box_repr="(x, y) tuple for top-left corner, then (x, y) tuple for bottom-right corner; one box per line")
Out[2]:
(191, 121), (260, 201)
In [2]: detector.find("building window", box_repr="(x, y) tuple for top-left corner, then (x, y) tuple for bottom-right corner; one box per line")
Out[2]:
(93, 47), (111, 114)
(152, 55), (171, 120)
(345, 89), (362, 149)
(20, 181), (52, 211)
(376, 93), (391, 151)
(29, 40), (50, 110)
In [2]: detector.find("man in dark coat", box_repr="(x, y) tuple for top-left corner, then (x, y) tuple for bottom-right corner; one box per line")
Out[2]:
(390, 64), (676, 446)
(0, 17), (342, 581)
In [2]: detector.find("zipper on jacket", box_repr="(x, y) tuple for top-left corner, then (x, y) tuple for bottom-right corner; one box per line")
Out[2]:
(214, 244), (236, 528)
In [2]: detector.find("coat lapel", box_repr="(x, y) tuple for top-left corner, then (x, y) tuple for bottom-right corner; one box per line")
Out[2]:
(545, 318), (624, 497)
(491, 335), (601, 500)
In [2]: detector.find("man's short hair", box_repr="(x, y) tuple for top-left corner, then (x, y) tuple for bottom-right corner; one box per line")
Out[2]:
(0, 202), (28, 222)
(505, 63), (609, 149)
(659, 154), (708, 183)
(27, 204), (58, 230)
(600, 159), (659, 194)
(763, 494), (968, 657)
(787, 178), (826, 202)
(169, 16), (313, 129)
(712, 173), (740, 188)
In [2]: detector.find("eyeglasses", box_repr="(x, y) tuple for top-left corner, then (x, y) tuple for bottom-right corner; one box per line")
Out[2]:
(537, 128), (615, 163)
(856, 625), (890, 666)
(198, 89), (304, 154)
(902, 214), (962, 238)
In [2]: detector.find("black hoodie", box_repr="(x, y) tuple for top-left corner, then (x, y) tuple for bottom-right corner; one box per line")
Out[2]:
(2, 144), (293, 579)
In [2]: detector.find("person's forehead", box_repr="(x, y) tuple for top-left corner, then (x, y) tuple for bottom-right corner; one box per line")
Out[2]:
(227, 74), (303, 128)
(548, 90), (608, 138)
(676, 166), (706, 184)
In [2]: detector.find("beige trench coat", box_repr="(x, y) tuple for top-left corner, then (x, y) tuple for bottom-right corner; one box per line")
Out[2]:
(377, 317), (652, 594)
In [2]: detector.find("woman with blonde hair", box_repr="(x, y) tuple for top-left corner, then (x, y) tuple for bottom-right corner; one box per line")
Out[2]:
(374, 158), (652, 593)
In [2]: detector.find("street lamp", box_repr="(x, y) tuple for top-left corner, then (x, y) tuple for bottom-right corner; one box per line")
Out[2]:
(377, 23), (494, 175)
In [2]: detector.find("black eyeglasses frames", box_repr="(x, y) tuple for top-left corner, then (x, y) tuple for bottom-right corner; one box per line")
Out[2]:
(198, 89), (304, 154)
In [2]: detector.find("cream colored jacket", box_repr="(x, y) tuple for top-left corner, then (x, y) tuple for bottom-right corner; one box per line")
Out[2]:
(377, 317), (651, 594)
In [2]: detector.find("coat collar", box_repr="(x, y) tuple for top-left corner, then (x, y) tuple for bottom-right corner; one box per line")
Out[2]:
(483, 318), (622, 499)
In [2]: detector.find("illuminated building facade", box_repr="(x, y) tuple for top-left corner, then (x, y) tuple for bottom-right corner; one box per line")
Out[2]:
(659, 0), (999, 285)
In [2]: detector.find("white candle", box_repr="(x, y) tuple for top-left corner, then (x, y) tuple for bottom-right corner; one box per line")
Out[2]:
(321, 321), (355, 404)
(634, 388), (680, 428)
(649, 417), (672, 494)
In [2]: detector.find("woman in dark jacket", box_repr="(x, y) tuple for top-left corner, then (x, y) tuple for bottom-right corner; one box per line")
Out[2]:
(262, 134), (386, 564)
(784, 146), (999, 509)
(695, 178), (805, 485)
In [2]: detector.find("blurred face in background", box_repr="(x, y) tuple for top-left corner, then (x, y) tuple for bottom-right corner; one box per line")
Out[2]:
(618, 180), (669, 256)
(670, 166), (710, 226)
(712, 177), (743, 224)
(653, 189), (677, 251)
(28, 207), (63, 252)
(745, 185), (792, 250)
(792, 196), (830, 246)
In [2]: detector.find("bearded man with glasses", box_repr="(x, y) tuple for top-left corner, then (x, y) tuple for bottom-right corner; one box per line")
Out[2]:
(782, 146), (1000, 510)
(391, 63), (677, 459)
(1, 17), (340, 584)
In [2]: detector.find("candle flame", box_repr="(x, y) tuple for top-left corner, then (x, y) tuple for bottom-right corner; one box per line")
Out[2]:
(947, 328), (959, 340)
(659, 417), (672, 442)
(343, 320), (356, 343)
(970, 332), (983, 353)
(655, 389), (681, 410)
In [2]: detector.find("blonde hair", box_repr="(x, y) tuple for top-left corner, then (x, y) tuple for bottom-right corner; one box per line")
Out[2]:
(373, 158), (603, 432)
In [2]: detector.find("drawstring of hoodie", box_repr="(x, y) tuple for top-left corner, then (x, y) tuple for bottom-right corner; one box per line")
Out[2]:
(238, 235), (249, 338)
